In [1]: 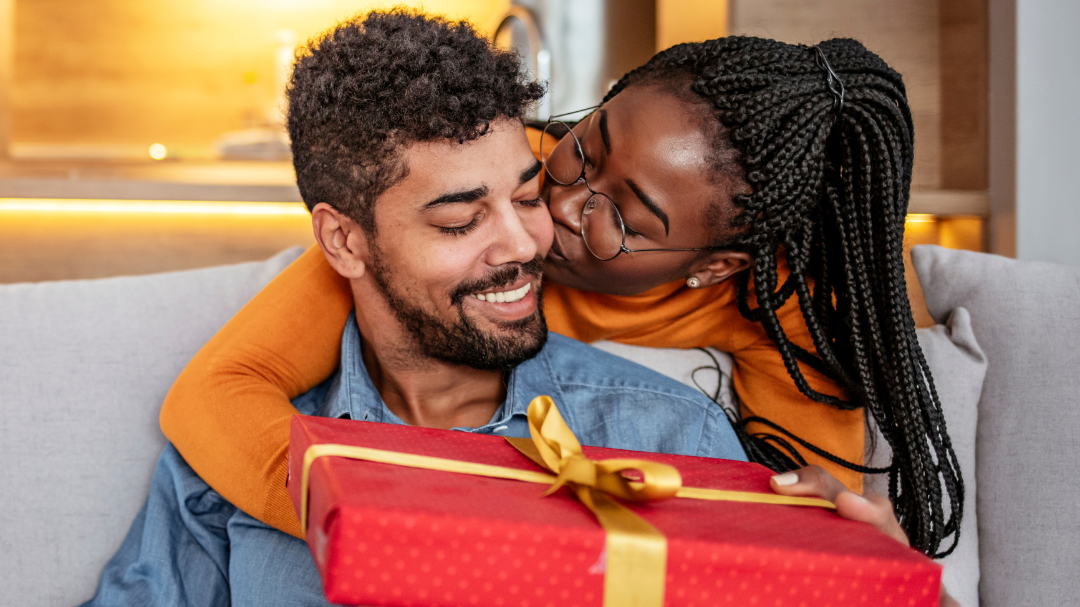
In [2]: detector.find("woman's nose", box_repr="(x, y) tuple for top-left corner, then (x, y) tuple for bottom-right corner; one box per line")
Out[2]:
(546, 183), (588, 235)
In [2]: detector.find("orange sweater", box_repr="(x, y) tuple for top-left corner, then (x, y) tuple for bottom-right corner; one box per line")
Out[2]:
(160, 134), (864, 541)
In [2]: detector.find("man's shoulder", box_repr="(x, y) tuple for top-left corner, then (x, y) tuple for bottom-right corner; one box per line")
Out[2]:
(541, 333), (716, 408)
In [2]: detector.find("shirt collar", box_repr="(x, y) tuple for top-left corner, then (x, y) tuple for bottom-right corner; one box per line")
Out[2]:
(315, 314), (382, 422)
(317, 313), (570, 431)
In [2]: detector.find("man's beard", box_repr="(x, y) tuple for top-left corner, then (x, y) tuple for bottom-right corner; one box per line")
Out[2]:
(368, 251), (548, 371)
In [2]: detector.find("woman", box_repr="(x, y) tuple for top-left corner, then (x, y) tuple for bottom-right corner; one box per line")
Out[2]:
(160, 34), (961, 557)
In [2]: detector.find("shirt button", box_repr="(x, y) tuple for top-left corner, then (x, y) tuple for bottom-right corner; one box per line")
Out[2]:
(492, 425), (509, 434)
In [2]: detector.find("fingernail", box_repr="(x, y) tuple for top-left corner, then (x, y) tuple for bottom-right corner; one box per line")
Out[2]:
(772, 472), (799, 486)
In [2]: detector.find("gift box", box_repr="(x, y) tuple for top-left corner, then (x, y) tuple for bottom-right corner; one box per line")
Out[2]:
(289, 397), (940, 607)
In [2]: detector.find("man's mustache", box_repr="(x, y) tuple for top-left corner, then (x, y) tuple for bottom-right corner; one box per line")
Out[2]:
(449, 256), (545, 306)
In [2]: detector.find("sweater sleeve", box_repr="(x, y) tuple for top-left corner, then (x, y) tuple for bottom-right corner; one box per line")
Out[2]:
(729, 332), (865, 493)
(718, 286), (865, 493)
(159, 245), (353, 539)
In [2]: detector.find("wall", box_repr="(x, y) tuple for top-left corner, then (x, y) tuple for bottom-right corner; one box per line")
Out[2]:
(655, 0), (726, 51)
(10, 0), (721, 156)
(1014, 0), (1080, 266)
(0, 0), (11, 159)
(729, 0), (942, 190)
(987, 0), (1015, 257)
(940, 0), (988, 191)
(10, 0), (510, 157)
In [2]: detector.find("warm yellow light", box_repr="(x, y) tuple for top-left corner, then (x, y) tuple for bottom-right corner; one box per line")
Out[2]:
(905, 214), (937, 224)
(0, 199), (308, 216)
(148, 143), (168, 160)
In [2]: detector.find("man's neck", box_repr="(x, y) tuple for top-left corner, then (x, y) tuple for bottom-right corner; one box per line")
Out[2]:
(357, 334), (507, 430)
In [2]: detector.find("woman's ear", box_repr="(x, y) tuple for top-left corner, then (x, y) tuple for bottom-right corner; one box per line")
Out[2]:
(311, 202), (370, 279)
(687, 249), (752, 288)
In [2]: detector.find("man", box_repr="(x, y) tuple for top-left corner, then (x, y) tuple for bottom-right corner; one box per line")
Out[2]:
(81, 11), (745, 606)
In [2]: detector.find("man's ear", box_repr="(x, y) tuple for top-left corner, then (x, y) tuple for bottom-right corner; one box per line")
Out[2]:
(687, 249), (752, 288)
(311, 202), (371, 279)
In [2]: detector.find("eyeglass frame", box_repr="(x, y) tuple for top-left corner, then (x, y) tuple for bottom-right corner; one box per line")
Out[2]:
(540, 106), (730, 262)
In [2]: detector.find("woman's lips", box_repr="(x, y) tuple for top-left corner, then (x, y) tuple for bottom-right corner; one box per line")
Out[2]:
(547, 228), (574, 263)
(548, 240), (567, 262)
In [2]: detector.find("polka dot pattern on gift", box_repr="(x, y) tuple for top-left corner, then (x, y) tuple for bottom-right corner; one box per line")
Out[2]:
(294, 416), (942, 607)
(316, 505), (940, 607)
(321, 508), (606, 607)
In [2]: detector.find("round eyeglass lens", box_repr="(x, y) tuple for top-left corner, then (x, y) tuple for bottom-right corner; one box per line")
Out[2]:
(580, 194), (626, 261)
(540, 121), (585, 186)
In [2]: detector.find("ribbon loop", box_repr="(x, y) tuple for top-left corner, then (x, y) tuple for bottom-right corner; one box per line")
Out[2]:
(526, 396), (683, 502)
(527, 395), (583, 471)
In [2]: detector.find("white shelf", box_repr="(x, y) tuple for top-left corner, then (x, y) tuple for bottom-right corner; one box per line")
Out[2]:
(0, 161), (990, 217)
(0, 160), (300, 202)
(0, 177), (301, 202)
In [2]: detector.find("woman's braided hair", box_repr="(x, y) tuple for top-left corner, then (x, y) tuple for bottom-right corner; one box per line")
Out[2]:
(603, 36), (962, 557)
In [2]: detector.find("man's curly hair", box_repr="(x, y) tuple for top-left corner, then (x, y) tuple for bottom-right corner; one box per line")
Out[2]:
(287, 8), (545, 233)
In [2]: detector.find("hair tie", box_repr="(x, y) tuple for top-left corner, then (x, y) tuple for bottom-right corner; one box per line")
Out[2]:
(813, 46), (845, 112)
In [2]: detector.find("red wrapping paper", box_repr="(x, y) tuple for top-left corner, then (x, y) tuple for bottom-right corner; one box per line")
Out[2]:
(289, 415), (941, 607)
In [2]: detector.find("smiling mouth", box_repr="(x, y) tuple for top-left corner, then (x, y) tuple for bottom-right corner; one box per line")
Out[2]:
(470, 282), (531, 303)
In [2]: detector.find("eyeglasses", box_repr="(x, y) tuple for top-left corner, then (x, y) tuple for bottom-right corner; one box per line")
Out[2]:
(540, 107), (728, 262)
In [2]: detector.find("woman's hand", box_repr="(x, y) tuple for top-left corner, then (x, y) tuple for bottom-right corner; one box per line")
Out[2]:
(769, 466), (960, 607)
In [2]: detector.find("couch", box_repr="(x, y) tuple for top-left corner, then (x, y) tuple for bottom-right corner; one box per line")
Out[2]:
(1, 245), (1077, 607)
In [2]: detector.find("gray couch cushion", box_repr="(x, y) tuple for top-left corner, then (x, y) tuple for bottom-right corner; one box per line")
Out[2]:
(864, 307), (986, 607)
(0, 247), (303, 607)
(913, 244), (1080, 607)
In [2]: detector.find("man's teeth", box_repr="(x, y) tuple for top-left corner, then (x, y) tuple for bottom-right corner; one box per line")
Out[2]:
(470, 282), (531, 304)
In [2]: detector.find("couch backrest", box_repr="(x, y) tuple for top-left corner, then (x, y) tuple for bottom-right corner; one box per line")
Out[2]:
(0, 245), (995, 606)
(914, 244), (1080, 607)
(0, 248), (303, 607)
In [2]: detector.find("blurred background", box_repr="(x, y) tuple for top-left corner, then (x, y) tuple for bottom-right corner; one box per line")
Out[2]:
(0, 0), (1071, 326)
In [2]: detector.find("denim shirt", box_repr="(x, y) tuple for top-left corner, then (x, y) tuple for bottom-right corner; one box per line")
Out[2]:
(81, 320), (746, 607)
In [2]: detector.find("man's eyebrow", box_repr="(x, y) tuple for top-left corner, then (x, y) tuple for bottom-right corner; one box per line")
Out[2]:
(626, 179), (670, 235)
(519, 160), (543, 184)
(598, 109), (611, 153)
(423, 186), (489, 209)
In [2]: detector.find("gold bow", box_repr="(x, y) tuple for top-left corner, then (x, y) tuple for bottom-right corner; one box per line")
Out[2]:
(506, 395), (682, 607)
(299, 395), (834, 607)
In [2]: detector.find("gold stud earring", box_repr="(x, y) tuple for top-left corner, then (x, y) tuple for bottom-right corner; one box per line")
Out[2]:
(686, 277), (701, 289)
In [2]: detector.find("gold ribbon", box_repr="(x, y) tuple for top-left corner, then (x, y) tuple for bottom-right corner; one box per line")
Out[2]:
(300, 395), (834, 607)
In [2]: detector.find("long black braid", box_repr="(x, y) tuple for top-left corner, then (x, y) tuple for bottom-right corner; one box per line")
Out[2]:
(603, 37), (962, 557)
